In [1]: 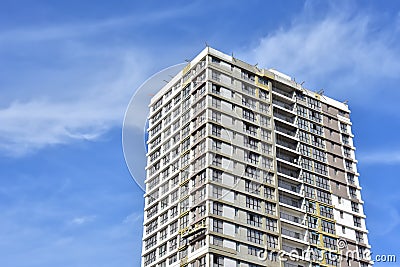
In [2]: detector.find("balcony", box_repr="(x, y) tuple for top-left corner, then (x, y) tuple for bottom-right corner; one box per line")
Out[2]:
(280, 211), (304, 225)
(245, 157), (259, 165)
(278, 179), (301, 193)
(276, 138), (298, 151)
(277, 152), (298, 165)
(211, 73), (221, 82)
(241, 71), (255, 83)
(194, 60), (206, 74)
(276, 125), (297, 137)
(277, 165), (299, 179)
(279, 195), (302, 209)
(284, 262), (304, 267)
(281, 228), (305, 241)
(209, 58), (231, 73)
(243, 114), (256, 122)
(274, 111), (296, 124)
(192, 71), (206, 88)
(282, 244), (303, 255)
(243, 123), (258, 137)
(244, 129), (257, 137)
(272, 87), (294, 99)
(272, 98), (295, 112)
(242, 99), (256, 109)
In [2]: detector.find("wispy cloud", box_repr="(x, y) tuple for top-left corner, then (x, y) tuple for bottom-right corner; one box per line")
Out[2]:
(366, 193), (400, 237)
(0, 3), (201, 157)
(381, 208), (400, 236)
(0, 6), (197, 44)
(0, 45), (150, 156)
(358, 150), (400, 164)
(70, 215), (96, 226)
(240, 4), (400, 101)
(122, 212), (143, 225)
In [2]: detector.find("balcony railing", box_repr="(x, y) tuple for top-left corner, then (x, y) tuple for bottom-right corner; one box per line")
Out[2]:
(243, 114), (256, 122)
(242, 100), (256, 109)
(274, 112), (295, 124)
(280, 212), (303, 225)
(246, 158), (259, 165)
(277, 153), (298, 164)
(284, 262), (304, 267)
(277, 166), (299, 179)
(241, 72), (255, 82)
(211, 87), (221, 95)
(279, 195), (302, 209)
(272, 87), (294, 99)
(276, 125), (297, 137)
(210, 59), (231, 72)
(278, 179), (301, 193)
(194, 61), (206, 74)
(244, 125), (258, 137)
(211, 74), (221, 82)
(282, 244), (303, 255)
(273, 99), (294, 111)
(276, 139), (298, 150)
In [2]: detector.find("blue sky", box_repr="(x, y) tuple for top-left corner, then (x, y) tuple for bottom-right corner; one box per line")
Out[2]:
(1, 0), (399, 266)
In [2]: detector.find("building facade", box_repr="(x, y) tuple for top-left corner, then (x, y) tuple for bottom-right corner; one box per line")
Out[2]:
(141, 47), (372, 267)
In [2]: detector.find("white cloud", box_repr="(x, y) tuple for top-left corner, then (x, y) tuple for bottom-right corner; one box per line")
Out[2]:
(382, 208), (400, 236)
(0, 48), (150, 156)
(0, 6), (197, 44)
(122, 212), (143, 225)
(70, 215), (96, 226)
(0, 4), (200, 157)
(240, 7), (400, 100)
(358, 150), (400, 164)
(367, 194), (400, 237)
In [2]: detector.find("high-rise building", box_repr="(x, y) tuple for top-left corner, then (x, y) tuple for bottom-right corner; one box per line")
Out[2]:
(141, 47), (372, 267)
